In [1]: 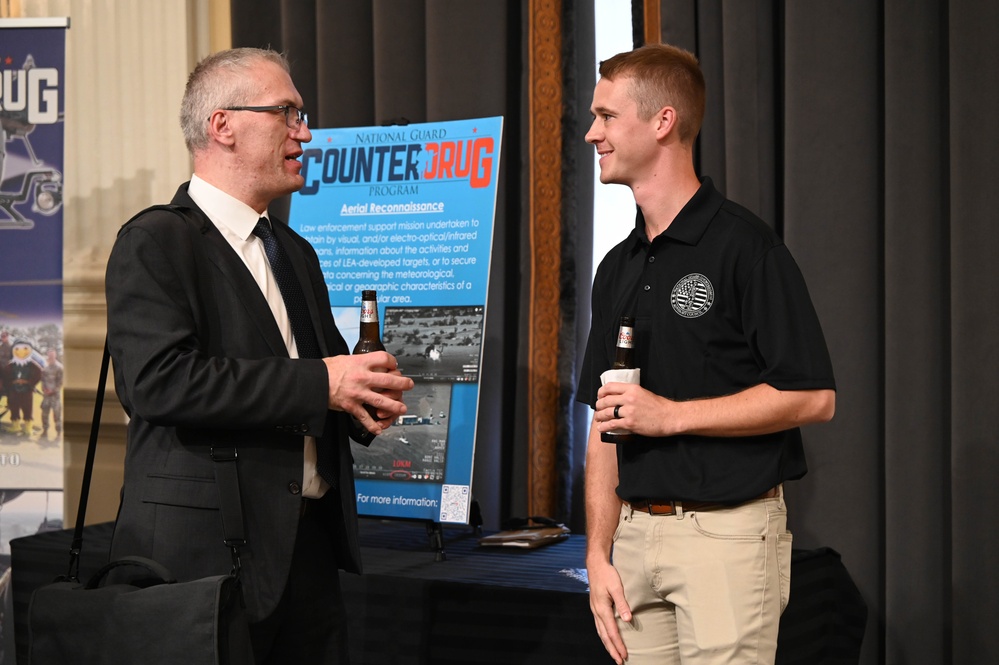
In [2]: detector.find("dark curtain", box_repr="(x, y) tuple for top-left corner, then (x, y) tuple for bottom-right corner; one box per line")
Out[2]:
(229, 0), (596, 533)
(230, 1), (999, 662)
(563, 2), (597, 531)
(646, 1), (999, 664)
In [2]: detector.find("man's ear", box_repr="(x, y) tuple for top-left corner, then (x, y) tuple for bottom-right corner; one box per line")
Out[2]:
(655, 106), (678, 141)
(208, 109), (235, 146)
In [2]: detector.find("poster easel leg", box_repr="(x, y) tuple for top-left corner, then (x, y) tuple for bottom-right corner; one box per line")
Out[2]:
(426, 522), (446, 561)
(469, 498), (483, 536)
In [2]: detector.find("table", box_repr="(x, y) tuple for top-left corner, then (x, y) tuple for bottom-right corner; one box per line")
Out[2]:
(11, 519), (865, 664)
(343, 519), (602, 664)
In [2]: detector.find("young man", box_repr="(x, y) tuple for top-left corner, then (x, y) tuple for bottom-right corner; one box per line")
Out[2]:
(578, 44), (836, 665)
(105, 48), (414, 663)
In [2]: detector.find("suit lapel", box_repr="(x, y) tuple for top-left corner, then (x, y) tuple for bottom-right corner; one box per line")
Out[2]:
(170, 190), (290, 358)
(201, 228), (292, 357)
(170, 186), (334, 360)
(273, 221), (333, 357)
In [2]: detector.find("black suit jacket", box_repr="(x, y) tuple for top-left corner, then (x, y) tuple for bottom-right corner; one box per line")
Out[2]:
(105, 184), (365, 622)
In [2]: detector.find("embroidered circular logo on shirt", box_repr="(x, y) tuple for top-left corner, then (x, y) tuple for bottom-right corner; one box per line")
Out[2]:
(671, 273), (715, 318)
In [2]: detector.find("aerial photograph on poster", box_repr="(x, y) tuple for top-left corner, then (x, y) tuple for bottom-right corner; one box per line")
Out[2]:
(383, 305), (484, 383)
(351, 382), (452, 483)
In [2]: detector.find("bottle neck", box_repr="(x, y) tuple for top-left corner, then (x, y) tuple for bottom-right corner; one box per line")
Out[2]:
(612, 347), (633, 368)
(358, 320), (380, 338)
(360, 299), (378, 324)
(613, 324), (634, 368)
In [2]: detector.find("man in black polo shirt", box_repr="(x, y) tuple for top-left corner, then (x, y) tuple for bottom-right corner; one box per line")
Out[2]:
(578, 44), (836, 665)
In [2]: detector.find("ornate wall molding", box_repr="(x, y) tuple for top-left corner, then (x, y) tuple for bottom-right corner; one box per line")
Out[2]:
(644, 0), (662, 45)
(527, 0), (562, 519)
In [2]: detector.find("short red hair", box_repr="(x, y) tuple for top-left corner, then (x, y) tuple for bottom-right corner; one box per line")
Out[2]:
(599, 44), (705, 145)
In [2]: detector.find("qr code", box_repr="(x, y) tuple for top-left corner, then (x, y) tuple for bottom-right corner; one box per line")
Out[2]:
(439, 484), (470, 523)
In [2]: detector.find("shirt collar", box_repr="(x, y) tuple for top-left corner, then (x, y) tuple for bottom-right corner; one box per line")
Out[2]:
(629, 176), (725, 251)
(188, 174), (268, 241)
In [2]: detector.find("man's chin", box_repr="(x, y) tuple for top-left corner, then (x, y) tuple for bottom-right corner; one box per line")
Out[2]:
(282, 173), (306, 195)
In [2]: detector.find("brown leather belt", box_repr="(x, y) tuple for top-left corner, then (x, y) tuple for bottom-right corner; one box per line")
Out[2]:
(628, 486), (780, 516)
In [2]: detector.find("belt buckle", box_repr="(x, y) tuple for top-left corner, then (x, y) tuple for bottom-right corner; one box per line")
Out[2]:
(642, 500), (678, 516)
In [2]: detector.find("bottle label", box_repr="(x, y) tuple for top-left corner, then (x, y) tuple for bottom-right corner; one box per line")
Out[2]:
(360, 301), (378, 323)
(616, 326), (634, 349)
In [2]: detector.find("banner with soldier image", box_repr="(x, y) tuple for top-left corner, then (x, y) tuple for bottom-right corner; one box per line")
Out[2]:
(0, 18), (68, 661)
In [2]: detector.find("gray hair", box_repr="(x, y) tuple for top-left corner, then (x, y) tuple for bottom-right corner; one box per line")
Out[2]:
(180, 47), (290, 153)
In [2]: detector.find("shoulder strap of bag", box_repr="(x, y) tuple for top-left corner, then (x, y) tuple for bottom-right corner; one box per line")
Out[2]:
(65, 338), (111, 582)
(67, 204), (246, 582)
(120, 204), (224, 357)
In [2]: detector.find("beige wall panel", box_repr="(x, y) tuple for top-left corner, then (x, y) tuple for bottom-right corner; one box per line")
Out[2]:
(17, 0), (224, 523)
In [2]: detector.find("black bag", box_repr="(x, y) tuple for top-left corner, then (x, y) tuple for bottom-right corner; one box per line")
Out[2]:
(24, 340), (254, 665)
(28, 558), (251, 664)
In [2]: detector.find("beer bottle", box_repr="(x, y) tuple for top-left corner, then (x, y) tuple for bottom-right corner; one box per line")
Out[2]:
(353, 290), (386, 354)
(601, 316), (634, 444)
(353, 290), (386, 420)
(611, 316), (634, 370)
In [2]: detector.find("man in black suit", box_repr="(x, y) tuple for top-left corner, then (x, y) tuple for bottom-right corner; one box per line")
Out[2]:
(105, 47), (414, 663)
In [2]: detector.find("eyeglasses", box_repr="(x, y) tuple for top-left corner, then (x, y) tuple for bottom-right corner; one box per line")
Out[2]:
(223, 105), (308, 129)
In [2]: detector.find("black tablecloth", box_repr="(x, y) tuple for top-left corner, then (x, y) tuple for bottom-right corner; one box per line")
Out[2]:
(343, 520), (600, 664)
(11, 519), (865, 664)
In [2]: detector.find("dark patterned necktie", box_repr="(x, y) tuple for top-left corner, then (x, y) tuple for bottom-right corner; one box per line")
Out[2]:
(253, 218), (335, 484)
(253, 218), (322, 359)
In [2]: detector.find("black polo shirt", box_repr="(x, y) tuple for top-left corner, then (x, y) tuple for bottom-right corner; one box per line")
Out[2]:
(578, 178), (835, 504)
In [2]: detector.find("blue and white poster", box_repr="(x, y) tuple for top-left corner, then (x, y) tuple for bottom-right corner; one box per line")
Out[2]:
(0, 16), (67, 533)
(0, 16), (68, 664)
(290, 116), (502, 524)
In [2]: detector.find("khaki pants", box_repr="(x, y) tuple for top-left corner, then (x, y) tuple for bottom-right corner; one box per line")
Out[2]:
(612, 489), (792, 664)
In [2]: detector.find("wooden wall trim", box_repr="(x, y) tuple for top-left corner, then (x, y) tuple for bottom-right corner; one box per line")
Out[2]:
(527, 0), (562, 518)
(644, 0), (661, 45)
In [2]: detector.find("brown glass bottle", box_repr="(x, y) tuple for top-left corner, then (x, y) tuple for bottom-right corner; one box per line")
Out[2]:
(353, 290), (386, 354)
(601, 316), (634, 444)
(353, 290), (386, 419)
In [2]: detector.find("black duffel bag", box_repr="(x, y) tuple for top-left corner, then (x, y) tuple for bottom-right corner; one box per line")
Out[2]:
(28, 556), (251, 664)
(23, 340), (254, 665)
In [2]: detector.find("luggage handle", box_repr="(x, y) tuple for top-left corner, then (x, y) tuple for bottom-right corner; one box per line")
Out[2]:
(85, 555), (177, 590)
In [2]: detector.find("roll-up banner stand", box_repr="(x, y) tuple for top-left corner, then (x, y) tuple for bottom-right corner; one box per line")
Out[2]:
(290, 116), (503, 525)
(0, 15), (69, 662)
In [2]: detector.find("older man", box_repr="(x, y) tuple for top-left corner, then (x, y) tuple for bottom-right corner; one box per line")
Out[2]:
(106, 48), (414, 663)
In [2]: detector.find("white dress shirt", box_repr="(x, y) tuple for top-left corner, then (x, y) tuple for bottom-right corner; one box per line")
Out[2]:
(188, 174), (328, 498)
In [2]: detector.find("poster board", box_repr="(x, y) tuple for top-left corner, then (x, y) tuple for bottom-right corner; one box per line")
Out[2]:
(0, 16), (69, 664)
(289, 116), (502, 524)
(0, 16), (68, 529)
